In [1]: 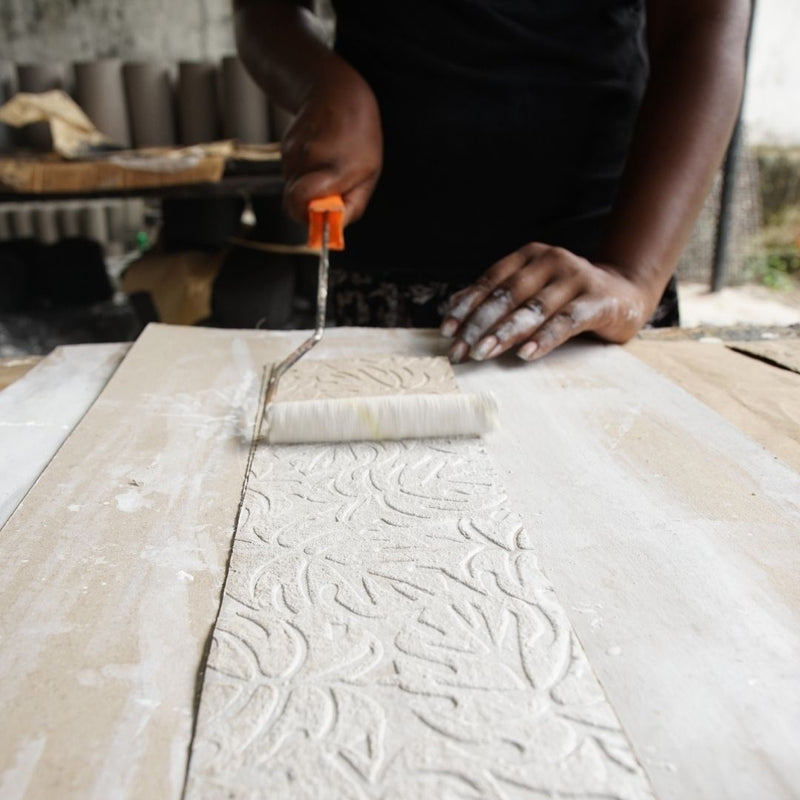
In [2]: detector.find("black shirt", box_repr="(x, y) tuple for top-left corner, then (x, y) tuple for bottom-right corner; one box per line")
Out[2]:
(333, 0), (649, 282)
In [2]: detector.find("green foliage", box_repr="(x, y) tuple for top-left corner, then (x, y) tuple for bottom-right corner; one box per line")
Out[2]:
(744, 247), (800, 291)
(757, 150), (800, 226)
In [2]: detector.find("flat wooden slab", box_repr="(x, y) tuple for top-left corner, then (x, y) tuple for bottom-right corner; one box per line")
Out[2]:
(0, 356), (42, 391)
(729, 338), (800, 375)
(1, 325), (798, 800)
(0, 326), (289, 799)
(625, 339), (800, 472)
(0, 344), (128, 527)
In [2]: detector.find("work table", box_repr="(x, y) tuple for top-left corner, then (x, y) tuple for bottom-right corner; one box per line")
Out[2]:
(1, 325), (798, 799)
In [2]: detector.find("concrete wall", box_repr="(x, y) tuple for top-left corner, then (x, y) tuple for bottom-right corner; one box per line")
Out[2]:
(0, 0), (796, 144)
(0, 0), (234, 62)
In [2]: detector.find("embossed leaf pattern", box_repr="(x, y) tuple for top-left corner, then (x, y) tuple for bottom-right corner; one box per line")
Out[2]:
(275, 356), (460, 402)
(188, 437), (652, 800)
(187, 349), (651, 799)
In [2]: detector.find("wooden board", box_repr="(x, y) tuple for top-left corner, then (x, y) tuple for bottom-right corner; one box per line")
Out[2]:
(0, 344), (128, 527)
(0, 356), (42, 391)
(625, 339), (800, 472)
(728, 339), (800, 375)
(1, 325), (799, 800)
(0, 326), (289, 799)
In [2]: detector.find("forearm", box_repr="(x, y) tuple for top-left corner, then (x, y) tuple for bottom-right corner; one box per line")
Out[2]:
(233, 0), (345, 111)
(596, 2), (750, 310)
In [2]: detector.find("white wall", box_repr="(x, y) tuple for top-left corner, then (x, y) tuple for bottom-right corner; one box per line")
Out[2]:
(743, 0), (800, 146)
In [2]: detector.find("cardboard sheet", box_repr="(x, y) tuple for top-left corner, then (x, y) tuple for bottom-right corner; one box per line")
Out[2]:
(729, 339), (800, 375)
(626, 339), (800, 472)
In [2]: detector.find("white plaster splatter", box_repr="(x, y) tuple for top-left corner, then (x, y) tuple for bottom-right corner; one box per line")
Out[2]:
(115, 489), (150, 513)
(495, 304), (547, 342)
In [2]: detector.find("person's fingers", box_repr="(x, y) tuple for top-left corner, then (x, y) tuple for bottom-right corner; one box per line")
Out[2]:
(448, 246), (585, 361)
(284, 166), (378, 226)
(459, 275), (581, 361)
(517, 299), (597, 361)
(284, 169), (341, 223)
(440, 243), (549, 337)
(456, 255), (577, 350)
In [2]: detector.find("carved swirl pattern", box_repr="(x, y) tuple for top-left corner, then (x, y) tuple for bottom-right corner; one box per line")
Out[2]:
(274, 357), (460, 402)
(186, 436), (653, 799)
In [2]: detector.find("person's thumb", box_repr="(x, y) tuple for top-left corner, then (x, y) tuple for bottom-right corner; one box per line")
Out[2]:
(284, 169), (342, 224)
(285, 169), (376, 227)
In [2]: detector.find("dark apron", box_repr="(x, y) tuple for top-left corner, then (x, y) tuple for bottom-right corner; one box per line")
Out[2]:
(330, 0), (678, 326)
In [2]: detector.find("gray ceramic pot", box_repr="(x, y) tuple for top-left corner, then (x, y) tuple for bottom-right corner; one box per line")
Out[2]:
(106, 201), (127, 245)
(0, 60), (18, 153)
(123, 61), (178, 148)
(16, 62), (73, 151)
(0, 207), (11, 240)
(33, 206), (60, 245)
(57, 204), (82, 238)
(81, 203), (110, 247)
(123, 199), (147, 239)
(220, 56), (269, 144)
(10, 206), (35, 238)
(75, 59), (132, 148)
(178, 61), (221, 145)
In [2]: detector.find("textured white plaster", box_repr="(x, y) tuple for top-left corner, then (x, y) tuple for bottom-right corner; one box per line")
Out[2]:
(274, 356), (460, 402)
(186, 358), (653, 799)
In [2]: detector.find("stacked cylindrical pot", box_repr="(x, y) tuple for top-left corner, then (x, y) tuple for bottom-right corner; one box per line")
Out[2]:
(0, 199), (147, 252)
(75, 59), (132, 148)
(15, 62), (73, 151)
(1, 55), (282, 150)
(0, 60), (17, 153)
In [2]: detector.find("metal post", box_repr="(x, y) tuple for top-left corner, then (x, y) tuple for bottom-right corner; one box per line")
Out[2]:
(711, 0), (758, 292)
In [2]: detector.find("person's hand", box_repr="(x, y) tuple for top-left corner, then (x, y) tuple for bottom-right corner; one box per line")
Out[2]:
(440, 243), (654, 363)
(281, 61), (382, 227)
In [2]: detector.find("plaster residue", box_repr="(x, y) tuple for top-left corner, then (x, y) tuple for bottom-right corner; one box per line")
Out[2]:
(115, 489), (150, 513)
(0, 736), (46, 800)
(185, 389), (654, 798)
(274, 356), (459, 402)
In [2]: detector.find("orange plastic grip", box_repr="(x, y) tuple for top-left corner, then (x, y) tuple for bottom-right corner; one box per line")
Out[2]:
(307, 194), (345, 251)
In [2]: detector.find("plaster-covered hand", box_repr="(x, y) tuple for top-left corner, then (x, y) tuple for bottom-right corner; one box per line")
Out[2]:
(440, 244), (653, 363)
(282, 62), (382, 227)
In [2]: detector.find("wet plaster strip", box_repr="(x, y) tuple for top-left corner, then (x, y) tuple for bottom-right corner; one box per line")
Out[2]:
(185, 357), (654, 799)
(0, 343), (129, 528)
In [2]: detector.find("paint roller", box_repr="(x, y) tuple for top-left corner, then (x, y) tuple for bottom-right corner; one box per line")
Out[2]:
(260, 194), (498, 444)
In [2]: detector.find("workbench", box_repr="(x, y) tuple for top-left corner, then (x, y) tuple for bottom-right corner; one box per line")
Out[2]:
(1, 325), (798, 800)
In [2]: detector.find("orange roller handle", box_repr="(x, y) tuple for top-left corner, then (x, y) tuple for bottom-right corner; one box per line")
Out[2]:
(307, 194), (345, 251)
